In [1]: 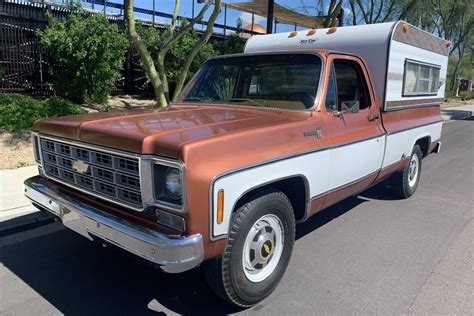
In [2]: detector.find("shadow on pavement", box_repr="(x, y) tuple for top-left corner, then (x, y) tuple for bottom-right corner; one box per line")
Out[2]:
(441, 109), (473, 120)
(0, 182), (394, 315)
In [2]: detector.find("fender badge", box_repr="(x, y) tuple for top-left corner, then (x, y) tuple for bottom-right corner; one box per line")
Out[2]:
(304, 127), (323, 138)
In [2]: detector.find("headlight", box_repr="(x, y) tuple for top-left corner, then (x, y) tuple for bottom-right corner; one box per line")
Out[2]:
(164, 168), (182, 201)
(153, 161), (185, 210)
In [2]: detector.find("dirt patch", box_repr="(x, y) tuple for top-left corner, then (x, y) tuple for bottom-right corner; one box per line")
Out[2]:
(0, 132), (36, 170)
(441, 99), (473, 108)
(85, 95), (157, 112)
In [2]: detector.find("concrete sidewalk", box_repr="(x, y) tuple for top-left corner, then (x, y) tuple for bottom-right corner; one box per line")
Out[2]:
(442, 104), (474, 121)
(0, 165), (52, 233)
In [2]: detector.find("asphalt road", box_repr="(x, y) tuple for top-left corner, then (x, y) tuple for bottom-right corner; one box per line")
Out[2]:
(1, 118), (473, 315)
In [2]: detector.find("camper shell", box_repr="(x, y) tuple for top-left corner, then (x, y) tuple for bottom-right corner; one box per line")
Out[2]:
(245, 21), (450, 111)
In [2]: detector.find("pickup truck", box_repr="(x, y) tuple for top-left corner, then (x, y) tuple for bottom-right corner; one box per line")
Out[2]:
(25, 21), (448, 307)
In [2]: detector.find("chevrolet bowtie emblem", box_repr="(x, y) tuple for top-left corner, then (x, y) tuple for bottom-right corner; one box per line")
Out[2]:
(72, 160), (90, 174)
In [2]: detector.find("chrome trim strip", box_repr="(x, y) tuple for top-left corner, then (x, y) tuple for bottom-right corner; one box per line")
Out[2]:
(24, 176), (202, 273)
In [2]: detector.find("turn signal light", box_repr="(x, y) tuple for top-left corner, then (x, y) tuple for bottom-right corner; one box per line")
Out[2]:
(217, 190), (224, 224)
(327, 27), (337, 34)
(402, 23), (410, 32)
(307, 29), (317, 36)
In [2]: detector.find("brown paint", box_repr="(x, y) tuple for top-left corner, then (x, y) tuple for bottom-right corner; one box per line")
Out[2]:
(382, 105), (442, 135)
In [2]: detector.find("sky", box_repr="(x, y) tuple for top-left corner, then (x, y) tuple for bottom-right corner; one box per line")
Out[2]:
(75, 0), (349, 34)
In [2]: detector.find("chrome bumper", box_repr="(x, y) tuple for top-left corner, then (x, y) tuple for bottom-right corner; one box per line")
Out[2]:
(24, 176), (203, 273)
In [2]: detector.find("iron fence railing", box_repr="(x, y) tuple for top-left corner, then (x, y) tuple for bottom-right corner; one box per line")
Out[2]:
(0, 0), (249, 96)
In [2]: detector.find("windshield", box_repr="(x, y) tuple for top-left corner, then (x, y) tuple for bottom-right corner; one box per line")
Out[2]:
(177, 54), (322, 110)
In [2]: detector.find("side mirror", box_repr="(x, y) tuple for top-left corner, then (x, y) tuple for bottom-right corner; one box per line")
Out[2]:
(341, 101), (360, 113)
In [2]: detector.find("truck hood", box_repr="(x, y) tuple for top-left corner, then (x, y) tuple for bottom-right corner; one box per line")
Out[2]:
(34, 105), (305, 158)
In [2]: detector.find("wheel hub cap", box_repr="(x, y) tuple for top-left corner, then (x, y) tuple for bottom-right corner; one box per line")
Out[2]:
(242, 214), (284, 283)
(408, 155), (419, 187)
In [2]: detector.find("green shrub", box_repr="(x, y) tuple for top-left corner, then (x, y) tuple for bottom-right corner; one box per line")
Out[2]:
(214, 34), (245, 55)
(0, 94), (86, 132)
(460, 91), (474, 101)
(43, 96), (87, 117)
(38, 11), (128, 104)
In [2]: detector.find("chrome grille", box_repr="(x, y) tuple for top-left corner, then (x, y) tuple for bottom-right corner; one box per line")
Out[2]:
(39, 137), (142, 209)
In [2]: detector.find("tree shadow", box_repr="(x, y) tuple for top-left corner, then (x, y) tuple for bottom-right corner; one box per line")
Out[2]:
(0, 228), (242, 315)
(441, 109), (472, 120)
(296, 180), (398, 240)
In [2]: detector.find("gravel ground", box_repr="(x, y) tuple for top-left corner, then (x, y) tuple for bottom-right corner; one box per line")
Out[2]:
(0, 132), (35, 170)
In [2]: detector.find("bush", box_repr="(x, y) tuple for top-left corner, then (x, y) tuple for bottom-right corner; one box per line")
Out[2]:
(460, 91), (474, 101)
(38, 11), (128, 104)
(214, 34), (246, 55)
(0, 94), (86, 132)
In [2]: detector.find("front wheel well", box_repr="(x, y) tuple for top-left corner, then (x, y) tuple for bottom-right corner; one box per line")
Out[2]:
(232, 176), (308, 222)
(415, 136), (431, 157)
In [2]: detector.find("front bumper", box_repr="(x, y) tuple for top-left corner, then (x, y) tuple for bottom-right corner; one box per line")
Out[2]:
(24, 176), (203, 273)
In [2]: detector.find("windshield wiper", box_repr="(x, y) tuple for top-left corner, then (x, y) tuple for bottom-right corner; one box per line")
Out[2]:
(226, 98), (268, 107)
(182, 97), (213, 102)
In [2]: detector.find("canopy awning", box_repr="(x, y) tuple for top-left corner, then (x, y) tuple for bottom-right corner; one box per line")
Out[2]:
(226, 0), (326, 29)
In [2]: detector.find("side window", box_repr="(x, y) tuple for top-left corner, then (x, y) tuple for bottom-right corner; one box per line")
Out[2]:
(403, 59), (441, 96)
(325, 65), (337, 112)
(333, 60), (371, 110)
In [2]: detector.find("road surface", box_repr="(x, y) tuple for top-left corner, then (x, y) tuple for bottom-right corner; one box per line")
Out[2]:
(1, 118), (473, 315)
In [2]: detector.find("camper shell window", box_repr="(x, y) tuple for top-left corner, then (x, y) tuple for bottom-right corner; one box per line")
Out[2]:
(403, 59), (441, 97)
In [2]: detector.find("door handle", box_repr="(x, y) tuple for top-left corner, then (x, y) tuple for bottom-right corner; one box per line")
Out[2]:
(368, 114), (380, 121)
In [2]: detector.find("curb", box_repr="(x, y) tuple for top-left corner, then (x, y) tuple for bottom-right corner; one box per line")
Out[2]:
(0, 208), (54, 237)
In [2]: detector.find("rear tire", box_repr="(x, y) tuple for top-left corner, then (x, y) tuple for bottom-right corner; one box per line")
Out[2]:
(391, 145), (423, 198)
(203, 191), (295, 307)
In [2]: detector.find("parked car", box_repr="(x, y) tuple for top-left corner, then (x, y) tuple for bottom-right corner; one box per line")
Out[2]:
(25, 21), (448, 307)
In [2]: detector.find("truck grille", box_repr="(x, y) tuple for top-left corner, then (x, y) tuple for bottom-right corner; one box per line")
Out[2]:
(40, 137), (143, 209)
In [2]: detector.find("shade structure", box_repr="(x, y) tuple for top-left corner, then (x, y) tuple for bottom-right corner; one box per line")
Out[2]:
(226, 0), (326, 29)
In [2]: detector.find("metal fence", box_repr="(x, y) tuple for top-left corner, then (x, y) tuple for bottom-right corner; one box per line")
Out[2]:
(0, 0), (246, 96)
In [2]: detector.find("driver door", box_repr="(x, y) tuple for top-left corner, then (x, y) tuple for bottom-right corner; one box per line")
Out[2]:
(323, 54), (385, 206)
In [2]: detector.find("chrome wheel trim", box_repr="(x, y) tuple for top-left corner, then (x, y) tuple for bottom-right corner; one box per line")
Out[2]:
(408, 154), (419, 187)
(242, 214), (284, 283)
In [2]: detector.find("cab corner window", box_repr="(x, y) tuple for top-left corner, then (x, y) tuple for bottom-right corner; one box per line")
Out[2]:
(327, 59), (371, 112)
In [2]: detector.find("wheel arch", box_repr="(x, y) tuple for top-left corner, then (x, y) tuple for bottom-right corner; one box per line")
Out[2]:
(414, 135), (431, 157)
(231, 175), (310, 223)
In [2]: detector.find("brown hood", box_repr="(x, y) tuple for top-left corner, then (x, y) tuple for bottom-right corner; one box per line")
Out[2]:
(34, 105), (308, 158)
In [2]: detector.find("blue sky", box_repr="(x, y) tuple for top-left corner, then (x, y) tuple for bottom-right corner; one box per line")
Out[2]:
(77, 0), (347, 33)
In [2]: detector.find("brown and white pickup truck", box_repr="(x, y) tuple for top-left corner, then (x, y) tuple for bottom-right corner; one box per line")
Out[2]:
(25, 21), (448, 306)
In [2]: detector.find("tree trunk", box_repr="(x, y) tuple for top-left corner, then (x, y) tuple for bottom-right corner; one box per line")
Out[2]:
(124, 0), (167, 107)
(172, 0), (222, 100)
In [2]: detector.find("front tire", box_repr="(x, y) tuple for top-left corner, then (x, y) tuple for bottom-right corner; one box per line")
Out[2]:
(204, 191), (295, 307)
(391, 145), (423, 198)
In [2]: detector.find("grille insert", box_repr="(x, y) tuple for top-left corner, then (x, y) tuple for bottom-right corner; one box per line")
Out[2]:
(40, 138), (142, 209)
